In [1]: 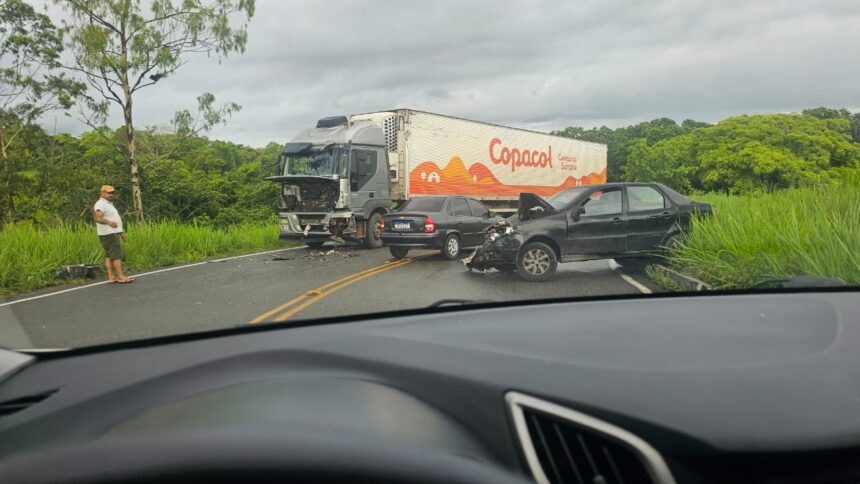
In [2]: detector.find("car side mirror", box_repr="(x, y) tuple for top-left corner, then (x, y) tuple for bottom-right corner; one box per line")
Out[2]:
(484, 211), (493, 219)
(572, 206), (585, 220)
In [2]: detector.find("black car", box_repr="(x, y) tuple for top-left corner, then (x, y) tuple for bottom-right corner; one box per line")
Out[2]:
(381, 196), (502, 260)
(465, 183), (713, 281)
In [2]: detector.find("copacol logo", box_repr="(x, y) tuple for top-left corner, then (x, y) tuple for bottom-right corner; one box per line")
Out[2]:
(489, 138), (553, 172)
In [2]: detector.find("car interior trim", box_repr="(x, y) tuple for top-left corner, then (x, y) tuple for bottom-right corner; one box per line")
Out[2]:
(506, 391), (677, 484)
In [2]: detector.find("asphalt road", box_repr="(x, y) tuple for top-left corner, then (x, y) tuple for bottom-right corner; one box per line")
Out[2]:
(0, 245), (660, 349)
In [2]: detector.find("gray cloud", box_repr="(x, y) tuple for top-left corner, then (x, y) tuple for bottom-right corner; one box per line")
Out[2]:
(38, 0), (860, 147)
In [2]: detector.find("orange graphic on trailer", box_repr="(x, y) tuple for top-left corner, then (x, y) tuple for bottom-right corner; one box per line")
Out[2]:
(410, 156), (607, 197)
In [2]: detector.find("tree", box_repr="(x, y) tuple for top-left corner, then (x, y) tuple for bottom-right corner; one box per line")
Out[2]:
(623, 114), (860, 193)
(802, 107), (860, 143)
(56, 0), (255, 222)
(0, 0), (85, 228)
(554, 118), (704, 181)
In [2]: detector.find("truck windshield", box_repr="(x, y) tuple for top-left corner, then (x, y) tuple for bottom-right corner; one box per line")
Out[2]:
(281, 147), (348, 177)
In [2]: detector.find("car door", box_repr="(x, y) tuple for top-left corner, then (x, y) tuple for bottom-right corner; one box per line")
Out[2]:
(450, 197), (478, 245)
(565, 187), (627, 255)
(625, 185), (677, 252)
(466, 198), (493, 245)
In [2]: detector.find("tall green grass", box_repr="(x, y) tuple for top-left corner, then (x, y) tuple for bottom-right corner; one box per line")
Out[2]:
(0, 221), (285, 295)
(669, 179), (860, 289)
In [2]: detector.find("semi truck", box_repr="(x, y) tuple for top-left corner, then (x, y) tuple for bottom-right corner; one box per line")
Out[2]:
(268, 109), (607, 248)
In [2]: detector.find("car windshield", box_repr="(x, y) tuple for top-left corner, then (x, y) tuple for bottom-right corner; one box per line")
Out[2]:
(0, 1), (857, 351)
(546, 187), (589, 210)
(398, 198), (446, 212)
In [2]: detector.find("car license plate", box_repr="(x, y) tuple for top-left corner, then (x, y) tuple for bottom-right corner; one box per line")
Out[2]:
(393, 221), (411, 230)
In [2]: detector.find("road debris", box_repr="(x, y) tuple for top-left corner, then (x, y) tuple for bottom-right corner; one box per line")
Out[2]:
(295, 246), (362, 263)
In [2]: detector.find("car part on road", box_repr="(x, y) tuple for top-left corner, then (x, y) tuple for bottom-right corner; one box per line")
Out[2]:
(390, 247), (409, 259)
(516, 242), (557, 282)
(443, 234), (461, 260)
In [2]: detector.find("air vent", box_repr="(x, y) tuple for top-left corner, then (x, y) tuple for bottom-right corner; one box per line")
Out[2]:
(383, 115), (398, 151)
(0, 390), (58, 417)
(507, 392), (676, 484)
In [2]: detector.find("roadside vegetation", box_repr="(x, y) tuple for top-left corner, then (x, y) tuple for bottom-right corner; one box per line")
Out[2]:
(0, 222), (283, 295)
(661, 177), (860, 289)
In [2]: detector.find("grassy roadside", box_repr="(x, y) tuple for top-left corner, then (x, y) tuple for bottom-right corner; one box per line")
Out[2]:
(660, 179), (860, 290)
(0, 221), (289, 296)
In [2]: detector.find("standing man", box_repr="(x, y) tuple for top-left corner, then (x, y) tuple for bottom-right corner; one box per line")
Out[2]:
(94, 185), (134, 283)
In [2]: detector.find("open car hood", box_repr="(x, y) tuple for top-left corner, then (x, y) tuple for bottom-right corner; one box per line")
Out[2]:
(516, 192), (557, 221)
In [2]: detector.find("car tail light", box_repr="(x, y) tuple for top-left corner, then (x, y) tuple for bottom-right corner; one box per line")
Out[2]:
(377, 218), (385, 232)
(424, 216), (436, 233)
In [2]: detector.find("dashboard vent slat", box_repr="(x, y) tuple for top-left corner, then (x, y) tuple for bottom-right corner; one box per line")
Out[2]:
(508, 392), (676, 484)
(0, 390), (58, 417)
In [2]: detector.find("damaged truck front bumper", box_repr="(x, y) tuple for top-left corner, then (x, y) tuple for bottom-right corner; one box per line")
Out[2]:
(279, 212), (362, 243)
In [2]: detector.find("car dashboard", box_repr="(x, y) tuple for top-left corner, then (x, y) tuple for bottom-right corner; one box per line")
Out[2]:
(0, 290), (859, 483)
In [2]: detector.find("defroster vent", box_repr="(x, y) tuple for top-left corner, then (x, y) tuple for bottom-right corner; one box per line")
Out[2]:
(0, 389), (58, 417)
(507, 392), (676, 484)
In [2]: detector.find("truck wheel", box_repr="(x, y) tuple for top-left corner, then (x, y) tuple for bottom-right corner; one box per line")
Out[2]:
(364, 213), (384, 249)
(442, 234), (460, 260)
(389, 247), (409, 259)
(516, 242), (557, 282)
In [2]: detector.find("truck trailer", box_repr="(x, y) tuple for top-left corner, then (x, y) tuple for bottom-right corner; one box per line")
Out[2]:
(269, 109), (607, 248)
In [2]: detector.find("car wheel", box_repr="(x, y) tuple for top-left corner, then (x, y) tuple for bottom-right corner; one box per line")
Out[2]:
(654, 234), (681, 256)
(306, 242), (325, 249)
(442, 234), (461, 260)
(390, 246), (409, 259)
(516, 242), (558, 282)
(364, 213), (383, 249)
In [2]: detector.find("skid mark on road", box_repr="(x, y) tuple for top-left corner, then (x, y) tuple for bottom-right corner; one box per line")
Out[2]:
(250, 255), (429, 324)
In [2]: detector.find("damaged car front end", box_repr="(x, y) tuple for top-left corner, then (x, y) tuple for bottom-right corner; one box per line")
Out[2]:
(463, 193), (558, 275)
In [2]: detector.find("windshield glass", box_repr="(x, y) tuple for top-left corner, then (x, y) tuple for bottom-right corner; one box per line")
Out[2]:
(281, 147), (347, 177)
(0, 1), (856, 351)
(398, 198), (446, 212)
(546, 188), (589, 210)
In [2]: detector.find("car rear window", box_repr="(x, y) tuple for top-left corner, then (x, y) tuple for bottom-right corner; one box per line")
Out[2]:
(628, 186), (667, 211)
(453, 198), (471, 216)
(398, 198), (445, 212)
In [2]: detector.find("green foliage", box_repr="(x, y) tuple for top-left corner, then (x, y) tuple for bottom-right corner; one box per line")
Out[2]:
(665, 176), (860, 288)
(622, 113), (860, 193)
(0, 0), (85, 228)
(3, 124), (281, 228)
(56, 0), (256, 221)
(554, 118), (707, 181)
(0, 220), (286, 295)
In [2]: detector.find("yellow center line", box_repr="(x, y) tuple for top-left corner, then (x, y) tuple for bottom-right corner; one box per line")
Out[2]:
(272, 257), (419, 322)
(248, 256), (421, 324)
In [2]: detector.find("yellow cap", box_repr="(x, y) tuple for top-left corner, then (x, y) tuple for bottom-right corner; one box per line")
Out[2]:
(101, 185), (116, 193)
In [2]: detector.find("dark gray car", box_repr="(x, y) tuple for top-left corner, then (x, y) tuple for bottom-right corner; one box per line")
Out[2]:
(464, 183), (713, 281)
(381, 196), (502, 260)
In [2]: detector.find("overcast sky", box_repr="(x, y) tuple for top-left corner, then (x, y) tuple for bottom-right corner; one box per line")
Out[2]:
(39, 0), (860, 148)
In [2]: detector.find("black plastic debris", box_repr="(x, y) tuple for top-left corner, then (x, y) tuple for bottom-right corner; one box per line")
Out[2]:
(56, 264), (101, 280)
